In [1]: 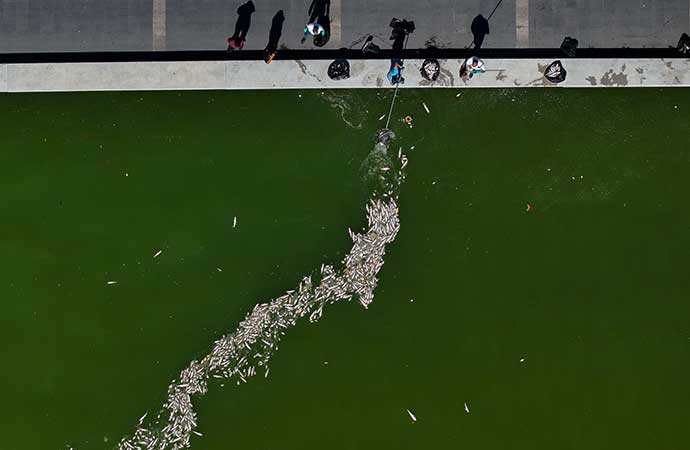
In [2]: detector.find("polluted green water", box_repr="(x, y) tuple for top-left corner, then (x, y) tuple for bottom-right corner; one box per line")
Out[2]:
(1, 88), (689, 450)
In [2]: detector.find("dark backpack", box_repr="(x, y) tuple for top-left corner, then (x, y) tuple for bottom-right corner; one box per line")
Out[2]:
(544, 60), (567, 83)
(328, 59), (350, 80)
(420, 59), (440, 81)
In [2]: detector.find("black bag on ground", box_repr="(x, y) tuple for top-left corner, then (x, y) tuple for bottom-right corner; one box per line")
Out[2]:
(560, 37), (578, 57)
(328, 59), (350, 80)
(544, 60), (567, 83)
(420, 59), (440, 81)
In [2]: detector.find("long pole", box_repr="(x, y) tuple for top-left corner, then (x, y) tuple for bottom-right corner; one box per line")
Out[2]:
(384, 33), (410, 130)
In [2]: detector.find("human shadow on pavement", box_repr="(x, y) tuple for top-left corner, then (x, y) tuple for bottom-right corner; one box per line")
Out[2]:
(311, 0), (331, 47)
(470, 14), (490, 49)
(228, 1), (256, 50)
(264, 10), (285, 62)
(309, 0), (330, 24)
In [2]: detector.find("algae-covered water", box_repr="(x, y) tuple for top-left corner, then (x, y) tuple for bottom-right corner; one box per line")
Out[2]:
(1, 88), (689, 450)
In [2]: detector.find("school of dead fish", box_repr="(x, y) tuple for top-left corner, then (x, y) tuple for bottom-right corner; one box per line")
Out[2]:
(117, 144), (408, 450)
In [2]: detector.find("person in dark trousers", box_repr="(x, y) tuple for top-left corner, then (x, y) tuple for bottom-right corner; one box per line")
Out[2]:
(227, 1), (256, 51)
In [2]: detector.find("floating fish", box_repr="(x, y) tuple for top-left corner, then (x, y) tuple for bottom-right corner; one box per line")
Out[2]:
(422, 102), (430, 114)
(406, 409), (417, 422)
(153, 250), (162, 258)
(233, 216), (237, 228)
(378, 114), (386, 121)
(464, 402), (470, 413)
(107, 281), (118, 285)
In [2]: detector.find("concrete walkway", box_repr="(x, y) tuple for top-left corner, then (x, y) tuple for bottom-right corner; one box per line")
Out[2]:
(2, 58), (689, 92)
(1, 0), (688, 53)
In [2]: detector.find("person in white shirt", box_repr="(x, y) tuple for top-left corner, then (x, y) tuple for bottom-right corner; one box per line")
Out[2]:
(460, 56), (486, 80)
(301, 22), (325, 43)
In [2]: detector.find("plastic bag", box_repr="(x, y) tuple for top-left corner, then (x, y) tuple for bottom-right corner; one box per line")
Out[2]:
(420, 59), (440, 81)
(544, 60), (567, 84)
(328, 59), (350, 80)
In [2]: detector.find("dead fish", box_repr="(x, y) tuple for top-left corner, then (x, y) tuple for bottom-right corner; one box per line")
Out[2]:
(233, 216), (237, 228)
(378, 114), (386, 121)
(107, 281), (118, 285)
(153, 250), (162, 258)
(422, 102), (430, 113)
(464, 402), (470, 413)
(406, 409), (417, 422)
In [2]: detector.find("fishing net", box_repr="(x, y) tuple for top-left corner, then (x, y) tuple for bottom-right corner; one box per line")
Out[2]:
(420, 59), (440, 81)
(544, 60), (567, 84)
(328, 59), (350, 80)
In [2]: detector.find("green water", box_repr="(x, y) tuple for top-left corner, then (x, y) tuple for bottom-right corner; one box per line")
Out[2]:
(1, 89), (689, 450)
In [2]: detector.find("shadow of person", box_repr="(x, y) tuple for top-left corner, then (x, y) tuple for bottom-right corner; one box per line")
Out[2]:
(310, 0), (331, 47)
(264, 10), (285, 62)
(470, 14), (490, 49)
(314, 13), (330, 47)
(228, 1), (256, 50)
(309, 0), (330, 24)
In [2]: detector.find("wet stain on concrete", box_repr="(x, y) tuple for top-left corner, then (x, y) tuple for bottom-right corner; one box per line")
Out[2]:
(495, 70), (507, 81)
(294, 59), (323, 83)
(376, 77), (383, 88)
(586, 76), (597, 86)
(666, 61), (675, 70)
(528, 63), (554, 87)
(634, 67), (647, 83)
(600, 65), (628, 86)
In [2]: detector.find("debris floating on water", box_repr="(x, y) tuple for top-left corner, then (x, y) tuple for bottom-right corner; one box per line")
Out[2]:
(406, 409), (417, 422)
(117, 145), (409, 450)
(154, 250), (162, 258)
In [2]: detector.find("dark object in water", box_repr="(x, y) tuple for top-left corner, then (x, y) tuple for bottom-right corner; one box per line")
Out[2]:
(560, 37), (578, 57)
(677, 33), (690, 55)
(328, 59), (350, 80)
(376, 129), (395, 146)
(420, 59), (440, 81)
(544, 60), (567, 83)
